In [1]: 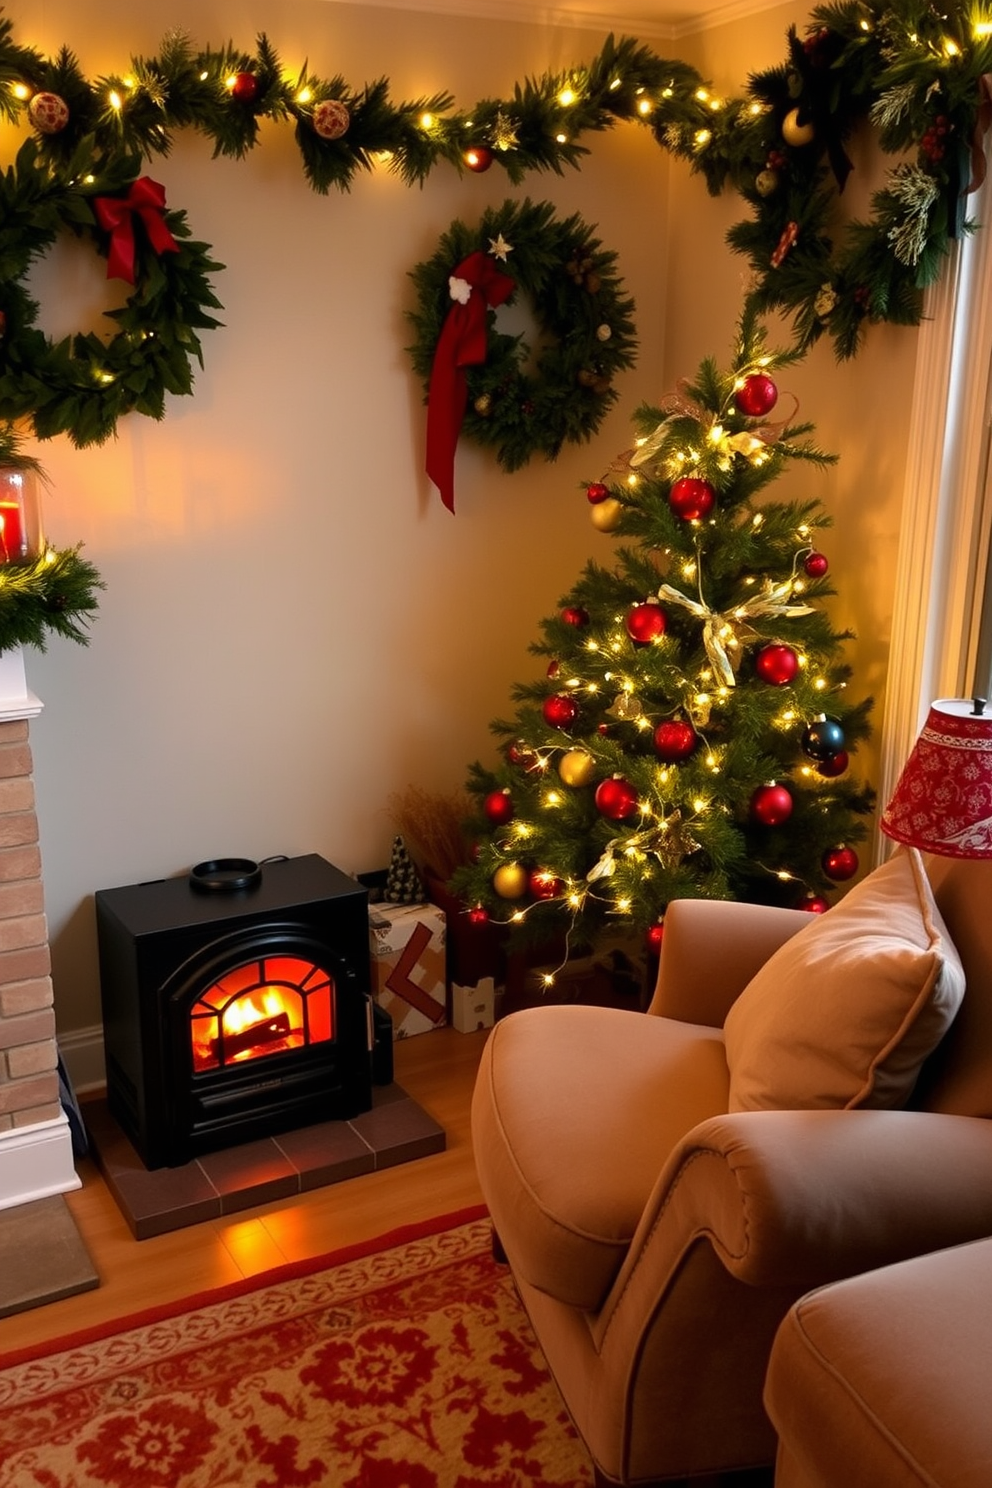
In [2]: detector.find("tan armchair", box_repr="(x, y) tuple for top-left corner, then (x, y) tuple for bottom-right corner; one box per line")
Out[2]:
(470, 852), (992, 1485)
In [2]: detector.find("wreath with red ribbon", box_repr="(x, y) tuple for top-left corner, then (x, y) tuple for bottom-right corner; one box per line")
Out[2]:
(0, 140), (223, 447)
(406, 199), (638, 511)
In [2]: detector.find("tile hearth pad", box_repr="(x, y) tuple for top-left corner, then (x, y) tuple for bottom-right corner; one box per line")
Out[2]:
(84, 1083), (445, 1240)
(0, 1194), (99, 1318)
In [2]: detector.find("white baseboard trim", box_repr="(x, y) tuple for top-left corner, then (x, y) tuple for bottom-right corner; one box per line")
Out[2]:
(58, 1023), (106, 1094)
(0, 1112), (81, 1211)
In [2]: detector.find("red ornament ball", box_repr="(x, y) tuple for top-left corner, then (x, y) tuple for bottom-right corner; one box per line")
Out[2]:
(625, 602), (667, 644)
(751, 782), (793, 826)
(483, 789), (514, 826)
(313, 98), (351, 140)
(804, 550), (829, 578)
(595, 776), (639, 821)
(755, 643), (799, 686)
(823, 844), (859, 881)
(27, 91), (70, 134)
(669, 476), (716, 521)
(653, 719), (696, 762)
(800, 893), (831, 914)
(464, 145), (493, 172)
(528, 868), (564, 900)
(586, 481), (610, 504)
(815, 749), (849, 778)
(230, 71), (259, 103)
(646, 921), (665, 954)
(734, 373), (778, 419)
(561, 605), (590, 628)
(468, 905), (491, 926)
(543, 693), (578, 730)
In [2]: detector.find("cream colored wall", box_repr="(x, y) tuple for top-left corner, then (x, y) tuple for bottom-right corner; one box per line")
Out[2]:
(665, 5), (917, 822)
(6, 1), (672, 1034)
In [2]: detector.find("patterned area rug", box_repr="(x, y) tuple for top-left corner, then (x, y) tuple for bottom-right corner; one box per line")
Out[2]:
(0, 1208), (594, 1488)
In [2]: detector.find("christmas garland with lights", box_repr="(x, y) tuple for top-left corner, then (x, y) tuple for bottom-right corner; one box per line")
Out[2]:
(0, 138), (223, 447)
(406, 199), (637, 496)
(0, 0), (988, 421)
(0, 430), (103, 651)
(0, 544), (103, 651)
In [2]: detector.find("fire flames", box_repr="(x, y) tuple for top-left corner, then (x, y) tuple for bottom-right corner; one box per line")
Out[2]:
(190, 958), (333, 1073)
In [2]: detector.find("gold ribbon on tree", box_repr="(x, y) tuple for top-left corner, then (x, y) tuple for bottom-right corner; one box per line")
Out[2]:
(587, 812), (702, 883)
(656, 577), (814, 688)
(627, 377), (799, 472)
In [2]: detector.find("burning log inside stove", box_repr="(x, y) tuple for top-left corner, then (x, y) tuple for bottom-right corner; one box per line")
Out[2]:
(217, 1009), (293, 1063)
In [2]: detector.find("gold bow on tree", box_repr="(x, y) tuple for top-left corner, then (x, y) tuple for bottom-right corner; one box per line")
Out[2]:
(587, 812), (702, 884)
(656, 577), (814, 687)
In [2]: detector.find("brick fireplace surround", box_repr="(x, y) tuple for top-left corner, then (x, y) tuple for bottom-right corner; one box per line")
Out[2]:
(0, 673), (79, 1214)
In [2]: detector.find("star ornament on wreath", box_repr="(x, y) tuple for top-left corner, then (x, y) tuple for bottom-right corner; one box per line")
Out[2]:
(0, 139), (224, 447)
(406, 198), (637, 511)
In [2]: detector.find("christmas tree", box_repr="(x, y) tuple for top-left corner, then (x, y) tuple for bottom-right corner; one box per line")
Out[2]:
(452, 312), (875, 957)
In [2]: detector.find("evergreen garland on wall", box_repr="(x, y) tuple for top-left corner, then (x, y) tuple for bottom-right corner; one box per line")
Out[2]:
(2, 2), (990, 365)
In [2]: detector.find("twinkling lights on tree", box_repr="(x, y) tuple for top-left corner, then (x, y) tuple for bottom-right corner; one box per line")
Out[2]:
(452, 312), (874, 958)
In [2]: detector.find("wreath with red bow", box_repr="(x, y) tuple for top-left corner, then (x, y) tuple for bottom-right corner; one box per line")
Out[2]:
(406, 199), (637, 511)
(0, 140), (223, 447)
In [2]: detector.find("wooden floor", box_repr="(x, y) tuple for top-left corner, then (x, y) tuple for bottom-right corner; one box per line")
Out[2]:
(1, 1026), (490, 1354)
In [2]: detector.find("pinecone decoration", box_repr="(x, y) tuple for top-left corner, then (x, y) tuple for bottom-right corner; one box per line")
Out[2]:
(384, 835), (425, 904)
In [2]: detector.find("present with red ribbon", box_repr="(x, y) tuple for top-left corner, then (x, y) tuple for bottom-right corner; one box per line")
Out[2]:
(92, 176), (180, 285)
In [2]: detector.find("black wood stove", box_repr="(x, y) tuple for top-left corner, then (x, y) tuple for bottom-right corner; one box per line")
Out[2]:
(95, 854), (374, 1169)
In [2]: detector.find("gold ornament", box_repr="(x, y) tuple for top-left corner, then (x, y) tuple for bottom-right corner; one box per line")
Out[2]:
(558, 749), (597, 787)
(755, 169), (779, 196)
(492, 109), (519, 152)
(493, 862), (528, 899)
(590, 497), (623, 532)
(474, 393), (492, 416)
(781, 108), (815, 148)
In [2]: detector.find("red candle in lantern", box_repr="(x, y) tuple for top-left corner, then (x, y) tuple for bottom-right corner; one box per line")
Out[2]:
(0, 467), (43, 564)
(0, 502), (26, 562)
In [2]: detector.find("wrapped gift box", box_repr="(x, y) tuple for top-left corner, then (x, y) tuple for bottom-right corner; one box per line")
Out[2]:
(369, 901), (447, 1038)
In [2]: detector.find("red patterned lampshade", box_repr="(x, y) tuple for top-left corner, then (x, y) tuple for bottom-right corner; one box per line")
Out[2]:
(880, 698), (992, 858)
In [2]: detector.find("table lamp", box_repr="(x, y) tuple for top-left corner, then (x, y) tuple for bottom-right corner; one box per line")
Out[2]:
(880, 697), (992, 858)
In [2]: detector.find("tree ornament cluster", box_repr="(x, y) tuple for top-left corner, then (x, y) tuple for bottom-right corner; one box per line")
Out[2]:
(452, 312), (875, 951)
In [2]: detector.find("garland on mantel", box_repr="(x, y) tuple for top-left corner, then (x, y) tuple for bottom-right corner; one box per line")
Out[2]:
(0, 430), (103, 653)
(0, 2), (991, 380)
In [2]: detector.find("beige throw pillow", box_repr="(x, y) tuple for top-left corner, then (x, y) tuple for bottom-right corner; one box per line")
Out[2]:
(723, 848), (965, 1112)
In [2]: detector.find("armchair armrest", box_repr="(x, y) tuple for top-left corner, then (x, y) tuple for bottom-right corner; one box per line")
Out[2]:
(648, 898), (808, 1026)
(652, 1108), (992, 1289)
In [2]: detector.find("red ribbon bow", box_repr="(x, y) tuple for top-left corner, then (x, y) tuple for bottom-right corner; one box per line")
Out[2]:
(92, 177), (180, 285)
(425, 250), (515, 513)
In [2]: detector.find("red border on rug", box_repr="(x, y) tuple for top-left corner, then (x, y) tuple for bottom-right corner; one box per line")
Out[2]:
(2, 1202), (491, 1369)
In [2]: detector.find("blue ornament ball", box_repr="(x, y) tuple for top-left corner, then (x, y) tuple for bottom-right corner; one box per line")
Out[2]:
(802, 714), (845, 760)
